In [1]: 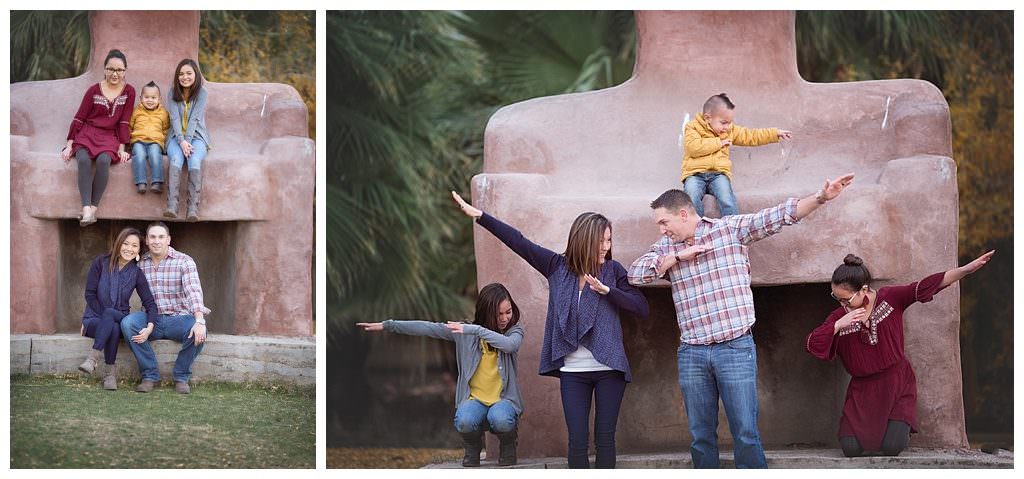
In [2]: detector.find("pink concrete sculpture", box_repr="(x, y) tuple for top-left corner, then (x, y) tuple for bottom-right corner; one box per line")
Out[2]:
(470, 11), (962, 458)
(10, 11), (313, 338)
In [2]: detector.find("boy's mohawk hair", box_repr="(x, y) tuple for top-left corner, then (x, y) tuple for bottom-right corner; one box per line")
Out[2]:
(703, 93), (735, 113)
(143, 80), (160, 91)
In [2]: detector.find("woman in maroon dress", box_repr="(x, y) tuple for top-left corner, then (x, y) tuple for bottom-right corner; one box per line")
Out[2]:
(806, 250), (994, 457)
(60, 49), (135, 226)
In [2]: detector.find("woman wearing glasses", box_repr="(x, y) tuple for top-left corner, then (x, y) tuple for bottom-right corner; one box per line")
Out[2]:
(61, 49), (135, 226)
(806, 250), (994, 457)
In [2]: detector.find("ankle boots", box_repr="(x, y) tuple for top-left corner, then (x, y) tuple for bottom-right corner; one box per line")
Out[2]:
(496, 427), (518, 466)
(460, 427), (519, 467)
(460, 431), (483, 467)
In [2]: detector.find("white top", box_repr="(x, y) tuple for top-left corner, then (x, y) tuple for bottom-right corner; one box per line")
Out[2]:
(560, 290), (613, 373)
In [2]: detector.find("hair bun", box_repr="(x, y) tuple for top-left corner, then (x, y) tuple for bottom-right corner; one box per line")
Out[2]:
(843, 254), (863, 266)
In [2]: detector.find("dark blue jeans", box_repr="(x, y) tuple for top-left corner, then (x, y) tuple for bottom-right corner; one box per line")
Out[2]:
(82, 307), (126, 365)
(120, 311), (205, 382)
(677, 332), (767, 468)
(559, 370), (627, 469)
(683, 172), (738, 217)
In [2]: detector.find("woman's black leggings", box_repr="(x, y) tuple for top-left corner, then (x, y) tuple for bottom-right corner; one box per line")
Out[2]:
(840, 420), (911, 457)
(76, 148), (112, 207)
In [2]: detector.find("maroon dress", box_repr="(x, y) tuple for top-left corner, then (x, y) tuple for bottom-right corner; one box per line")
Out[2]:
(67, 83), (135, 164)
(805, 272), (947, 452)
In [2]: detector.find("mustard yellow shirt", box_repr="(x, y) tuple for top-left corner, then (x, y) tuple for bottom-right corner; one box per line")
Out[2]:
(182, 100), (190, 133)
(468, 339), (502, 405)
(129, 104), (170, 148)
(681, 114), (778, 182)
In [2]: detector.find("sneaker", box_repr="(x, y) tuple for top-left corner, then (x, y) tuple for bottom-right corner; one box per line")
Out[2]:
(135, 379), (156, 393)
(137, 183), (147, 194)
(174, 381), (191, 394)
(150, 182), (163, 194)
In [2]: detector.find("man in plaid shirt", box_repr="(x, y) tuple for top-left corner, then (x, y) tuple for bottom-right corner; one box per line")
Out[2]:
(628, 173), (854, 468)
(121, 222), (210, 394)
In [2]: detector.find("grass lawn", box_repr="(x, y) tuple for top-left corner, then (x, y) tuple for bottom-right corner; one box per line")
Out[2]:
(10, 374), (315, 469)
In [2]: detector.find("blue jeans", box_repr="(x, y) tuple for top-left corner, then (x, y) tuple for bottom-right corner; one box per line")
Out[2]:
(559, 370), (627, 469)
(130, 141), (164, 185)
(453, 398), (518, 434)
(677, 332), (766, 468)
(166, 137), (208, 171)
(120, 311), (205, 383)
(683, 172), (738, 217)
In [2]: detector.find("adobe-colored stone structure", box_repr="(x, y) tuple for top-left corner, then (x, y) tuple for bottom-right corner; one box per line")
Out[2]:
(470, 11), (963, 458)
(10, 11), (313, 377)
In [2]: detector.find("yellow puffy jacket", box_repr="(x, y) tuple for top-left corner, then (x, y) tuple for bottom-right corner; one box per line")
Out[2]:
(129, 103), (170, 149)
(681, 114), (778, 182)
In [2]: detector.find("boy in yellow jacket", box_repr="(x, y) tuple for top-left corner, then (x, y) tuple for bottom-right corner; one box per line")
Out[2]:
(681, 93), (792, 217)
(129, 81), (171, 194)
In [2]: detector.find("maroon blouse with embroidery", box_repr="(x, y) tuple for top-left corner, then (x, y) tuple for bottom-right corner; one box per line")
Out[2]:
(805, 272), (947, 451)
(67, 83), (136, 163)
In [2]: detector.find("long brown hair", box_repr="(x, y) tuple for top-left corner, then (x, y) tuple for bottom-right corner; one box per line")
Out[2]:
(171, 58), (203, 103)
(474, 283), (520, 334)
(564, 212), (612, 277)
(108, 227), (143, 272)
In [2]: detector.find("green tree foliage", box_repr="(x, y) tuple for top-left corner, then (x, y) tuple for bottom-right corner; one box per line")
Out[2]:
(200, 11), (315, 139)
(10, 11), (90, 82)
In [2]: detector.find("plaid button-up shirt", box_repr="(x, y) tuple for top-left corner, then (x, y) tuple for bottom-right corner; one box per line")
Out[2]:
(628, 199), (800, 344)
(138, 246), (211, 317)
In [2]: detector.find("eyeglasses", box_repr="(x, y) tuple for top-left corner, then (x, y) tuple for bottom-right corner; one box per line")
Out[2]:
(830, 289), (863, 306)
(104, 68), (126, 75)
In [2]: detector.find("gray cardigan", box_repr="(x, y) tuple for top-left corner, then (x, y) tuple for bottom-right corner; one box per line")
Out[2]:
(382, 320), (525, 415)
(167, 87), (211, 148)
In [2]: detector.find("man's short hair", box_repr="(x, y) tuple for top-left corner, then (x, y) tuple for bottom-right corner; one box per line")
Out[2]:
(146, 221), (170, 236)
(702, 93), (735, 114)
(650, 189), (696, 212)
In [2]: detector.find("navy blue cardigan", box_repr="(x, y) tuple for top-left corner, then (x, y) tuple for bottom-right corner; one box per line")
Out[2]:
(477, 213), (649, 382)
(82, 254), (160, 327)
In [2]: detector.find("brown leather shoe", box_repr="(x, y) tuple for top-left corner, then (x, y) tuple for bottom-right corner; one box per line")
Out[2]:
(174, 381), (191, 394)
(135, 379), (156, 393)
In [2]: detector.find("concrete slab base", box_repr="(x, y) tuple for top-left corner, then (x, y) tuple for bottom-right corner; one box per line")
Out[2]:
(423, 448), (1013, 469)
(11, 333), (314, 385)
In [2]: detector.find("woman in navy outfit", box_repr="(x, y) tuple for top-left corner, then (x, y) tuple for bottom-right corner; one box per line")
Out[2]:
(78, 227), (160, 390)
(452, 191), (649, 468)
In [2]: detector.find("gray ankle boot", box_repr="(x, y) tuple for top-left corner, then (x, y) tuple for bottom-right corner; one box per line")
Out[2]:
(164, 166), (182, 218)
(102, 364), (117, 390)
(78, 349), (102, 375)
(186, 169), (202, 222)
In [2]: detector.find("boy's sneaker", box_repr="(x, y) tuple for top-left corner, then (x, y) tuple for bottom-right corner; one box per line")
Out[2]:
(137, 183), (147, 194)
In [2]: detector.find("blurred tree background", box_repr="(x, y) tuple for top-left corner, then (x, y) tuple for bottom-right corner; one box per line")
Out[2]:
(327, 10), (1012, 449)
(10, 10), (315, 139)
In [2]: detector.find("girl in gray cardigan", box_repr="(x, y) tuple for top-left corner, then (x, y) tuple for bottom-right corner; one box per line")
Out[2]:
(164, 58), (211, 222)
(357, 283), (524, 467)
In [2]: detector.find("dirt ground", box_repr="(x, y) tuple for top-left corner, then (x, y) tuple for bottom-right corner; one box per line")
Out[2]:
(327, 447), (462, 469)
